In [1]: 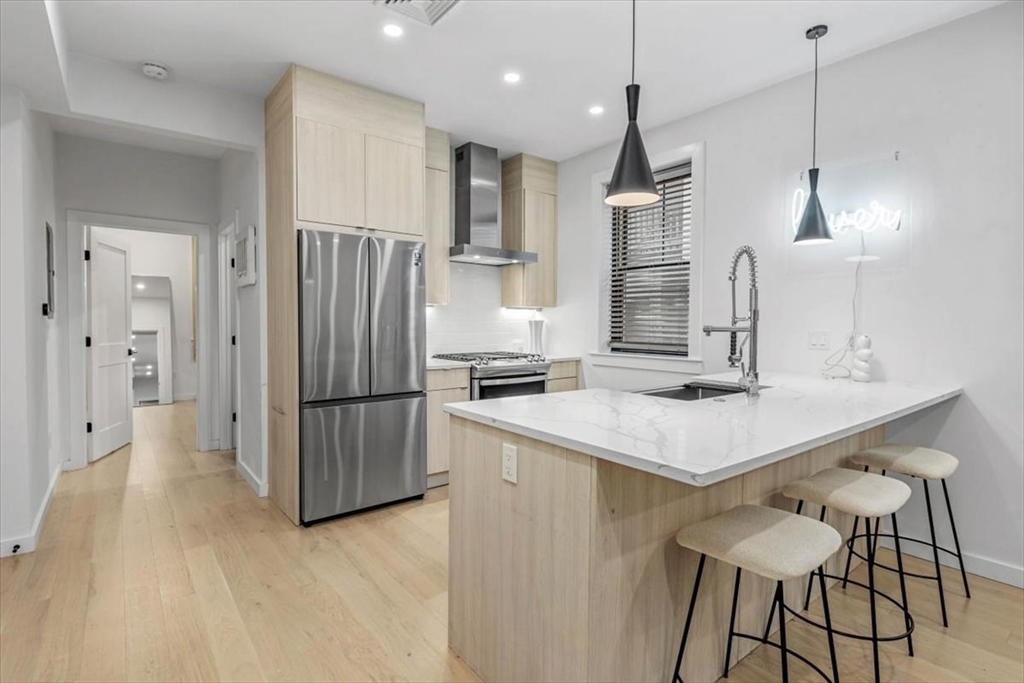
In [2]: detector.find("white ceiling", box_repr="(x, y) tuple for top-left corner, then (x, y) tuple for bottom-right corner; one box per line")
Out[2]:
(48, 113), (228, 159)
(57, 0), (1001, 161)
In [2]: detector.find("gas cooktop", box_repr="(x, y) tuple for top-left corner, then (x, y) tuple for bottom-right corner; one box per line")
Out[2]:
(432, 351), (547, 365)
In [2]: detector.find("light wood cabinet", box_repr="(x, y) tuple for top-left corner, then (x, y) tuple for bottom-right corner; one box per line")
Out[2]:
(501, 154), (558, 308)
(265, 64), (426, 524)
(546, 360), (580, 393)
(365, 135), (424, 235)
(295, 118), (365, 227)
(424, 128), (451, 306)
(427, 367), (470, 478)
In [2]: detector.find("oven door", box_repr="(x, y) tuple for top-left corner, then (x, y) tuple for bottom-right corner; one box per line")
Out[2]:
(473, 374), (547, 400)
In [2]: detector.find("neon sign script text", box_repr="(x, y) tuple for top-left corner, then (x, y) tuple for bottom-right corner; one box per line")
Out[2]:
(791, 188), (903, 235)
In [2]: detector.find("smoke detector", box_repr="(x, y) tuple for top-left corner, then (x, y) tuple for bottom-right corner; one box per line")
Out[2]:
(141, 61), (170, 81)
(374, 0), (460, 26)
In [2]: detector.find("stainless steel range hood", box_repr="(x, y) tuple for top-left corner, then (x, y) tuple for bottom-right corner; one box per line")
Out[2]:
(450, 142), (537, 266)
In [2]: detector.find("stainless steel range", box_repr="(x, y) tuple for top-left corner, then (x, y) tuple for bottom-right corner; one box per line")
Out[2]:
(433, 352), (551, 400)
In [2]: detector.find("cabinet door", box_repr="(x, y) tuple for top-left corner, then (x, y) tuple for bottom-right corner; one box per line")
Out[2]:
(425, 168), (450, 305)
(523, 189), (557, 307)
(295, 117), (365, 227)
(427, 386), (469, 475)
(366, 135), (424, 235)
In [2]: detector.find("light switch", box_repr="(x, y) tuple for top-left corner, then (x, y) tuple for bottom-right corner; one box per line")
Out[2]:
(808, 330), (830, 350)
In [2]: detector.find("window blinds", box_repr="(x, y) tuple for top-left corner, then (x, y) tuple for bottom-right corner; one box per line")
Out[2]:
(609, 164), (692, 355)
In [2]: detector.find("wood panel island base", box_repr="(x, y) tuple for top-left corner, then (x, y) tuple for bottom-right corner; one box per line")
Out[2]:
(445, 373), (961, 682)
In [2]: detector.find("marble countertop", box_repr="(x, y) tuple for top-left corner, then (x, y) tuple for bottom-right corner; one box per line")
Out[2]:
(443, 371), (962, 487)
(427, 355), (581, 371)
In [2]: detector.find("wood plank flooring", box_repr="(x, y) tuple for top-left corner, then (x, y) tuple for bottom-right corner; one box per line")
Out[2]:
(1, 401), (1021, 682)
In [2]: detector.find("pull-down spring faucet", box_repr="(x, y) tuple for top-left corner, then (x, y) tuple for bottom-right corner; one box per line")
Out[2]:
(703, 246), (760, 396)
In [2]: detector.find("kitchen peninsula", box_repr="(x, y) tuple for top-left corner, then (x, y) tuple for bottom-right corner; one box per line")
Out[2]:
(445, 372), (961, 682)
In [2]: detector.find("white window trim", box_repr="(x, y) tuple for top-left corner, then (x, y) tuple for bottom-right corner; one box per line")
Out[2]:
(591, 141), (707, 373)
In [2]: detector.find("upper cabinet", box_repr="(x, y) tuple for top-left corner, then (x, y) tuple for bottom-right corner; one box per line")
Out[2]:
(501, 154), (558, 308)
(295, 118), (366, 227)
(365, 135), (424, 235)
(424, 128), (451, 306)
(275, 65), (426, 236)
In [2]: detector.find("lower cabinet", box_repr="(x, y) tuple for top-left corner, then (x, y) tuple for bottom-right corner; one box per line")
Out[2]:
(426, 368), (470, 482)
(546, 360), (581, 393)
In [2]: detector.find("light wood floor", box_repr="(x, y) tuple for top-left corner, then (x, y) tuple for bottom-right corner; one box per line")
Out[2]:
(1, 402), (1021, 682)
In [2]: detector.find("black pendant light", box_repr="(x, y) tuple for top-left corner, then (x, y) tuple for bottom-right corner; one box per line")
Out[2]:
(604, 0), (659, 207)
(794, 24), (833, 245)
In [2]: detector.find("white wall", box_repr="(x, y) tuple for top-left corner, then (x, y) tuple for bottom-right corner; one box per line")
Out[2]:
(549, 3), (1023, 584)
(218, 148), (266, 495)
(131, 294), (174, 405)
(0, 84), (60, 556)
(426, 264), (541, 356)
(93, 227), (195, 400)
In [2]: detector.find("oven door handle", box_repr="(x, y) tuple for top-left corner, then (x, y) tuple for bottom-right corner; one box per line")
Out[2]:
(478, 375), (547, 387)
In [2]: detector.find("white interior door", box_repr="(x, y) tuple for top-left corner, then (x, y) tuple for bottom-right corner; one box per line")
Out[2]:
(90, 231), (134, 460)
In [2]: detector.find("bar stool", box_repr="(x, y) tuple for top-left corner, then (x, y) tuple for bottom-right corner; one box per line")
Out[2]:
(782, 467), (915, 683)
(848, 444), (970, 628)
(672, 504), (842, 683)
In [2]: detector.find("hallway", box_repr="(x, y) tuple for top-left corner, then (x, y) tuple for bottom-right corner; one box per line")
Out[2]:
(0, 402), (474, 682)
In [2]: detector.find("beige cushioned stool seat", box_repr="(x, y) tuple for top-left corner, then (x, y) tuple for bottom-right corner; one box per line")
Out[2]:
(675, 504), (841, 582)
(850, 443), (959, 480)
(783, 467), (912, 519)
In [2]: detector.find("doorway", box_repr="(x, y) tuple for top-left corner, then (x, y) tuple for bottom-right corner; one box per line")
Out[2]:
(66, 211), (234, 468)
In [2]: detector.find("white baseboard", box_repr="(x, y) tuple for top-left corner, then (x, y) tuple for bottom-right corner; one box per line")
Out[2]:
(427, 471), (449, 489)
(238, 458), (267, 497)
(880, 537), (1024, 589)
(0, 465), (61, 558)
(173, 393), (197, 402)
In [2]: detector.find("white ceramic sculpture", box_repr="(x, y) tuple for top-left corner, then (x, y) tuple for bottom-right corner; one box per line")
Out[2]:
(851, 335), (873, 382)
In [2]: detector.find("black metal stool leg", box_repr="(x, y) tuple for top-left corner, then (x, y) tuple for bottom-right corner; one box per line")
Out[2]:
(842, 515), (860, 589)
(923, 479), (949, 627)
(722, 567), (742, 679)
(865, 517), (881, 683)
(890, 512), (914, 657)
(762, 588), (778, 642)
(775, 580), (790, 683)
(942, 479), (971, 599)
(672, 554), (707, 683)
(817, 565), (841, 683)
(804, 505), (827, 610)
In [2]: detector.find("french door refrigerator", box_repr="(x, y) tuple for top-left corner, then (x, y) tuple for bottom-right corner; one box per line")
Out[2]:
(299, 229), (426, 524)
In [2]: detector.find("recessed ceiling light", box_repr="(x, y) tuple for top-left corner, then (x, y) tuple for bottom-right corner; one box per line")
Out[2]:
(503, 72), (521, 84)
(589, 105), (605, 116)
(147, 365), (153, 370)
(136, 283), (145, 290)
(146, 371), (153, 376)
(382, 24), (404, 38)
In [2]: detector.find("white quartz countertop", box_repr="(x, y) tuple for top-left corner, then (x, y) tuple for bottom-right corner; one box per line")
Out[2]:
(443, 371), (962, 487)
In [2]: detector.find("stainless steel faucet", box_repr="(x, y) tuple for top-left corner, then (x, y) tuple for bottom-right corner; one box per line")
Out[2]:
(703, 246), (760, 396)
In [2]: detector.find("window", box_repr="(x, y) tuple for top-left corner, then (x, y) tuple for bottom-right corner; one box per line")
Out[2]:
(609, 164), (692, 356)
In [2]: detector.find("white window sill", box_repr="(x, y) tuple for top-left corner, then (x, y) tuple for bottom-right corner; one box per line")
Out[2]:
(587, 352), (704, 375)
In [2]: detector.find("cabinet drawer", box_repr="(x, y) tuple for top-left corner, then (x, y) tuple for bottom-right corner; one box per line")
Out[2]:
(547, 361), (579, 380)
(546, 377), (577, 393)
(295, 118), (365, 227)
(427, 385), (469, 475)
(427, 367), (470, 391)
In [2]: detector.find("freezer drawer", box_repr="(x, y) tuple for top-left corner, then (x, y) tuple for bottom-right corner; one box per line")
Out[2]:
(369, 237), (426, 396)
(301, 395), (426, 523)
(299, 230), (370, 402)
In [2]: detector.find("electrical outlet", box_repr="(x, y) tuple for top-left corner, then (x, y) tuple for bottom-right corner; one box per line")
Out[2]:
(502, 443), (517, 484)
(808, 330), (830, 350)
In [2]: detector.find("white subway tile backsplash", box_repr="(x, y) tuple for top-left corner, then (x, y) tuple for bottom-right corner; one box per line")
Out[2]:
(426, 263), (540, 355)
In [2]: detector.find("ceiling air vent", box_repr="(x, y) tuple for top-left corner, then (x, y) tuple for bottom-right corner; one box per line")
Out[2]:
(374, 0), (460, 26)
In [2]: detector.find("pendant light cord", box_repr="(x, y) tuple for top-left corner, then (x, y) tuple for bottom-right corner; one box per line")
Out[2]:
(812, 35), (818, 167)
(631, 0), (636, 85)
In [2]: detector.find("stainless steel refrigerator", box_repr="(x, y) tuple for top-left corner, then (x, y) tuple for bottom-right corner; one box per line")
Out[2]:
(299, 229), (426, 524)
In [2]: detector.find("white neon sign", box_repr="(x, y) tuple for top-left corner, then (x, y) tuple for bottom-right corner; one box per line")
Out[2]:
(791, 188), (903, 235)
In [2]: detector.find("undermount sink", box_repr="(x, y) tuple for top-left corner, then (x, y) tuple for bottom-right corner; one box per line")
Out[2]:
(639, 381), (765, 401)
